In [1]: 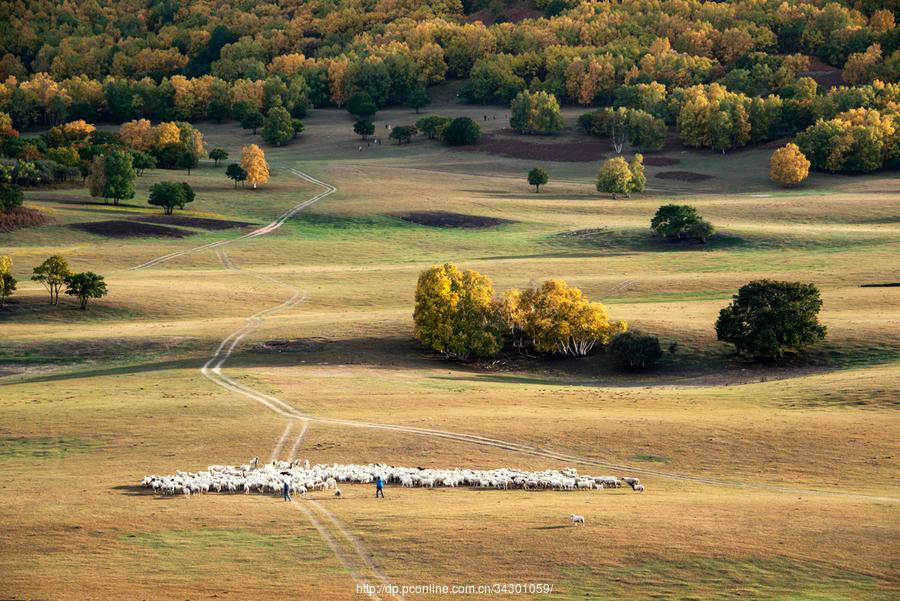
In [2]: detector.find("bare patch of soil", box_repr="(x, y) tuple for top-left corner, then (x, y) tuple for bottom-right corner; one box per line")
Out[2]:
(390, 211), (513, 229)
(0, 207), (50, 233)
(557, 227), (609, 238)
(801, 56), (844, 90)
(655, 171), (715, 182)
(134, 215), (256, 230)
(642, 156), (681, 167)
(256, 339), (321, 353)
(463, 130), (608, 162)
(69, 220), (193, 238)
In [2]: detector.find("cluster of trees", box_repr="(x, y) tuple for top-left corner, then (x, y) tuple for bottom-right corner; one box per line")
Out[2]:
(0, 254), (109, 311)
(651, 205), (714, 243)
(596, 155), (646, 198)
(2, 1), (896, 130)
(414, 263), (627, 361)
(795, 107), (898, 173)
(578, 107), (667, 152)
(358, 116), (482, 147)
(509, 91), (563, 135)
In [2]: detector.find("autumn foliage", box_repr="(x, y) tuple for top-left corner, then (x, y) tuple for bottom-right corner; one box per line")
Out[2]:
(770, 143), (810, 186)
(240, 144), (269, 189)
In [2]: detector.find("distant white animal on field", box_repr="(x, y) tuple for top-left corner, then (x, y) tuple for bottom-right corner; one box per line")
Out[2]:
(334, 488), (342, 498)
(570, 514), (585, 525)
(249, 456), (259, 469)
(632, 484), (645, 493)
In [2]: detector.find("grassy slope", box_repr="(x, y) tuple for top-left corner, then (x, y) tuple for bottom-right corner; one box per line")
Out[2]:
(1, 102), (898, 600)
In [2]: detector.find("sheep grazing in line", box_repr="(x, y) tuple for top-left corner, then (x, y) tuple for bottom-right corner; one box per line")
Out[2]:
(570, 514), (585, 525)
(631, 483), (645, 493)
(141, 462), (646, 497)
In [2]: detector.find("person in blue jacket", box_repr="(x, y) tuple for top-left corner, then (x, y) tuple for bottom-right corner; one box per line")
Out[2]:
(282, 480), (292, 502)
(375, 476), (384, 498)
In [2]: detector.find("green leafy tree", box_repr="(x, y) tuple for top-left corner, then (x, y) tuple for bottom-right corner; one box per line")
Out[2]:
(0, 271), (15, 308)
(31, 255), (72, 305)
(626, 110), (667, 151)
(291, 118), (304, 138)
(226, 163), (247, 188)
(103, 151), (136, 206)
(413, 263), (502, 361)
(715, 280), (827, 360)
(261, 106), (295, 146)
(527, 167), (549, 192)
(176, 149), (199, 175)
(353, 117), (374, 139)
(628, 154), (646, 194)
(64, 271), (107, 310)
(407, 87), (431, 113)
(651, 204), (714, 242)
(442, 117), (481, 146)
(347, 93), (377, 119)
(0, 183), (23, 212)
(149, 181), (195, 215)
(510, 90), (563, 134)
(389, 125), (417, 144)
(130, 150), (156, 175)
(608, 331), (663, 370)
(416, 115), (452, 140)
(209, 148), (228, 166)
(240, 111), (264, 135)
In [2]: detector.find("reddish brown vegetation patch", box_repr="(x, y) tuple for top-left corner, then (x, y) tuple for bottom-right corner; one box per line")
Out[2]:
(801, 56), (843, 90)
(655, 171), (715, 182)
(391, 211), (513, 229)
(642, 156), (681, 166)
(466, 1), (542, 25)
(70, 220), (193, 238)
(465, 131), (608, 162)
(0, 207), (50, 233)
(134, 215), (255, 230)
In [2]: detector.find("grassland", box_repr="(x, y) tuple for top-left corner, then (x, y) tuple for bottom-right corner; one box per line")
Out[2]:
(1, 100), (898, 600)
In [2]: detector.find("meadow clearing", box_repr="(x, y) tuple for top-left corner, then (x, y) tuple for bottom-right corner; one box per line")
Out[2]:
(1, 100), (899, 600)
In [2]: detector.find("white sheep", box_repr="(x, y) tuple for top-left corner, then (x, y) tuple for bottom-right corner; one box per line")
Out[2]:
(632, 484), (645, 493)
(570, 514), (585, 525)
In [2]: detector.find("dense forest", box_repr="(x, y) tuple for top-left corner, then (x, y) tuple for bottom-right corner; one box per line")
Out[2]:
(0, 0), (897, 173)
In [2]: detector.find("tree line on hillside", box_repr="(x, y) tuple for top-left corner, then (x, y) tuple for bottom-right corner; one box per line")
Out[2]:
(414, 263), (827, 367)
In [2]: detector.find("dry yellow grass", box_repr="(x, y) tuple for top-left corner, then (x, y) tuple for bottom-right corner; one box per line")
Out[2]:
(1, 106), (898, 599)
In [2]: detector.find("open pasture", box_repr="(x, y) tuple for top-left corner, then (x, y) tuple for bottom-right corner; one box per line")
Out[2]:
(1, 104), (899, 599)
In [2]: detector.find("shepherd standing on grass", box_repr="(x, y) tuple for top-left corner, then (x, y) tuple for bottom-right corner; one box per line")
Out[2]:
(376, 476), (384, 498)
(282, 480), (292, 502)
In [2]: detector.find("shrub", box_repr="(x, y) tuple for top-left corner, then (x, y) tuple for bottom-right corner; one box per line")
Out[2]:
(527, 167), (548, 192)
(608, 331), (663, 370)
(0, 183), (23, 212)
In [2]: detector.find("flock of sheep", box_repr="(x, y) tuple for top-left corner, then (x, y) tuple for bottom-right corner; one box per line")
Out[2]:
(141, 460), (646, 497)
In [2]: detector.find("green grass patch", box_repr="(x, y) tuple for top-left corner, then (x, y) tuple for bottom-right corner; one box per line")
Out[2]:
(546, 556), (889, 601)
(0, 436), (103, 460)
(630, 453), (670, 463)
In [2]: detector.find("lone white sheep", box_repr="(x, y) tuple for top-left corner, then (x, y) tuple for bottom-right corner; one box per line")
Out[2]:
(570, 514), (585, 525)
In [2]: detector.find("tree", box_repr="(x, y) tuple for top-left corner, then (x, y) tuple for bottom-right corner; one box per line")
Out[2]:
(626, 110), (667, 152)
(413, 263), (503, 361)
(442, 117), (481, 146)
(346, 93), (377, 119)
(130, 150), (156, 175)
(176, 149), (199, 175)
(596, 157), (632, 199)
(0, 183), (23, 212)
(31, 255), (71, 305)
(651, 204), (714, 242)
(240, 144), (269, 189)
(407, 87), (431, 113)
(629, 154), (646, 195)
(509, 90), (563, 135)
(715, 280), (827, 360)
(353, 117), (375, 140)
(513, 279), (626, 356)
(240, 111), (264, 135)
(416, 115), (452, 140)
(769, 143), (810, 186)
(0, 271), (15, 308)
(103, 151), (136, 206)
(261, 106), (295, 146)
(389, 125), (417, 144)
(527, 167), (549, 192)
(608, 331), (663, 370)
(64, 271), (107, 310)
(209, 148), (228, 166)
(149, 181), (195, 215)
(226, 163), (247, 188)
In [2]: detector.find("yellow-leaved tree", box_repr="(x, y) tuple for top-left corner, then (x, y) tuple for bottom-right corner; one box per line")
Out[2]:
(413, 263), (502, 361)
(154, 121), (182, 147)
(770, 143), (810, 186)
(119, 119), (155, 151)
(517, 279), (626, 356)
(240, 144), (269, 189)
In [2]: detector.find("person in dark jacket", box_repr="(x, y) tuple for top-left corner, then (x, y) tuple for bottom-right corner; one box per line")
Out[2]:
(282, 480), (292, 502)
